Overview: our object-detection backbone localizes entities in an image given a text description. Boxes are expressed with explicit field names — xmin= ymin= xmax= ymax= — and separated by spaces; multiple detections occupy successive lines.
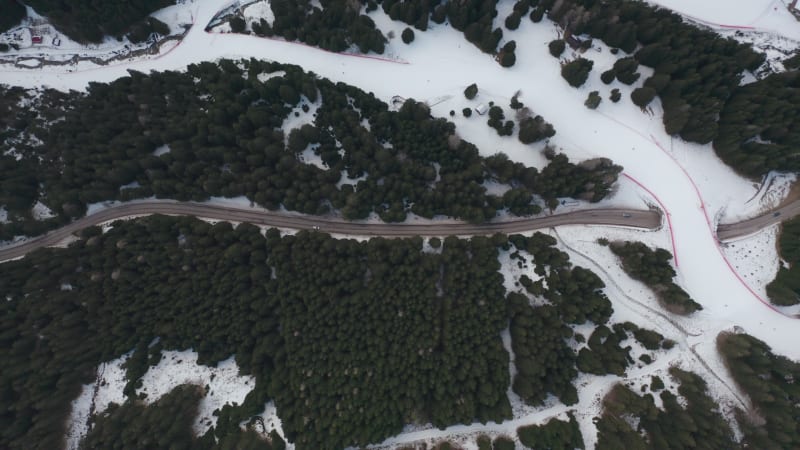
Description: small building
xmin=31 ymin=35 xmax=42 ymax=44
xmin=475 ymin=103 xmax=489 ymax=115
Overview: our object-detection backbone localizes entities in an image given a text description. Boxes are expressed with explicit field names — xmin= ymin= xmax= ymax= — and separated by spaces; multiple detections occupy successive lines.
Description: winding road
xmin=2 ymin=1 xmax=800 ymax=448
xmin=0 ymin=201 xmax=661 ymax=262
xmin=1 ymin=195 xmax=791 ymax=262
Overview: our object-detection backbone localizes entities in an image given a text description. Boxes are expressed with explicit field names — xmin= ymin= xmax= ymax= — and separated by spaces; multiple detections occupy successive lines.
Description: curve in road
xmin=0 ymin=200 xmax=661 ymax=262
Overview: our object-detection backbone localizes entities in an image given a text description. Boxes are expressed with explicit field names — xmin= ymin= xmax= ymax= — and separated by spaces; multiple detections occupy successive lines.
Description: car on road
xmin=773 ymin=211 xmax=782 ymax=217
xmin=312 ymin=225 xmax=321 ymax=230
xmin=622 ymin=213 xmax=632 ymax=218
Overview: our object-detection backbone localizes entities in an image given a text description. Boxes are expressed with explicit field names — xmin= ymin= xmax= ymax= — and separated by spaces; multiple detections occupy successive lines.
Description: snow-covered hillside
xmin=2 ymin=0 xmax=799 ymax=449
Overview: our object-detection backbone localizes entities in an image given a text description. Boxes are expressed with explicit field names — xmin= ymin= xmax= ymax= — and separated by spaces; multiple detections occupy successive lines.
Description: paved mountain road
xmin=717 ymin=199 xmax=800 ymax=241
xmin=0 ymin=200 xmax=661 ymax=262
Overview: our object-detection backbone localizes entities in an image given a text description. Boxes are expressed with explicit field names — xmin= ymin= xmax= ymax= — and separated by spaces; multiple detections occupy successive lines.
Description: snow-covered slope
xmin=647 ymin=0 xmax=800 ymax=40
xmin=3 ymin=0 xmax=800 ymax=448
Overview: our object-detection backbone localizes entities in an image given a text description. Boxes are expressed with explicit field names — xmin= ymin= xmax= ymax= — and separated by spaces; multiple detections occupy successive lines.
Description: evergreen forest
xmin=225 ymin=0 xmax=800 ymax=179
xmin=766 ymin=216 xmax=800 ymax=305
xmin=545 ymin=0 xmax=800 ymax=179
xmin=240 ymin=0 xmax=508 ymax=60
xmin=79 ymin=385 xmax=286 ymax=450
xmin=714 ymin=71 xmax=800 ymax=177
xmin=4 ymin=0 xmax=173 ymax=43
xmin=592 ymin=333 xmax=800 ymax=450
xmin=595 ymin=368 xmax=737 ymax=450
xmin=0 ymin=215 xmax=658 ymax=449
xmin=517 ymin=414 xmax=584 ymax=449
xmin=0 ymin=0 xmax=26 ymax=32
xmin=609 ymin=240 xmax=702 ymax=314
xmin=548 ymin=0 xmax=763 ymax=142
xmin=2 ymin=215 xmax=795 ymax=449
xmin=251 ymin=0 xmax=387 ymax=54
xmin=718 ymin=333 xmax=800 ymax=449
xmin=0 ymin=59 xmax=621 ymax=242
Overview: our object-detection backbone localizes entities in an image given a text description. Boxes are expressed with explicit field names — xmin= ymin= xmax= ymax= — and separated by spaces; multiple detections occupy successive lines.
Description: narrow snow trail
xmin=1 ymin=0 xmax=798 ymax=358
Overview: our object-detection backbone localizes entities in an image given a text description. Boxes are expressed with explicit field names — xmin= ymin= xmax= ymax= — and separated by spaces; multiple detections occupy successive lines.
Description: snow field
xmin=65 ymin=350 xmax=266 ymax=449
xmin=65 ymin=353 xmax=131 ymax=450
xmin=722 ymin=226 xmax=782 ymax=297
xmin=153 ymin=143 xmax=171 ymax=156
xmin=722 ymin=225 xmax=800 ymax=317
xmin=252 ymin=402 xmax=292 ymax=447
xmin=15 ymin=58 xmax=41 ymax=68
xmin=31 ymin=200 xmax=55 ymax=219
xmin=497 ymin=247 xmax=548 ymax=306
xmin=137 ymin=350 xmax=255 ymax=434
xmin=281 ymin=94 xmax=320 ymax=138
xmin=241 ymin=1 xmax=276 ymax=29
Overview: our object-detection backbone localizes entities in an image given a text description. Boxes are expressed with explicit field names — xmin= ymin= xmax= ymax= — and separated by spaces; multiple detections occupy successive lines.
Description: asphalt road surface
xmin=717 ymin=200 xmax=800 ymax=241
xmin=0 ymin=200 xmax=661 ymax=262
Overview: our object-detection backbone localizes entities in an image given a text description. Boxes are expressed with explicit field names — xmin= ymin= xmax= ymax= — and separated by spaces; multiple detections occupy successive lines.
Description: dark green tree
xmin=464 ymin=83 xmax=479 ymax=99
xmin=585 ymin=91 xmax=602 ymax=109
xmin=230 ymin=16 xmax=246 ymax=33
xmin=561 ymin=58 xmax=594 ymax=87
xmin=549 ymin=39 xmax=566 ymax=57
xmin=631 ymin=86 xmax=656 ymax=108
xmin=0 ymin=0 xmax=26 ymax=31
xmin=401 ymin=27 xmax=415 ymax=43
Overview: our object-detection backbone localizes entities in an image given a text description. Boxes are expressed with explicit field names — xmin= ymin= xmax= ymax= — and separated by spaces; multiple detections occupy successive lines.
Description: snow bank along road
xmin=2 ymin=0 xmax=800 ymax=358
xmin=0 ymin=200 xmax=660 ymax=262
